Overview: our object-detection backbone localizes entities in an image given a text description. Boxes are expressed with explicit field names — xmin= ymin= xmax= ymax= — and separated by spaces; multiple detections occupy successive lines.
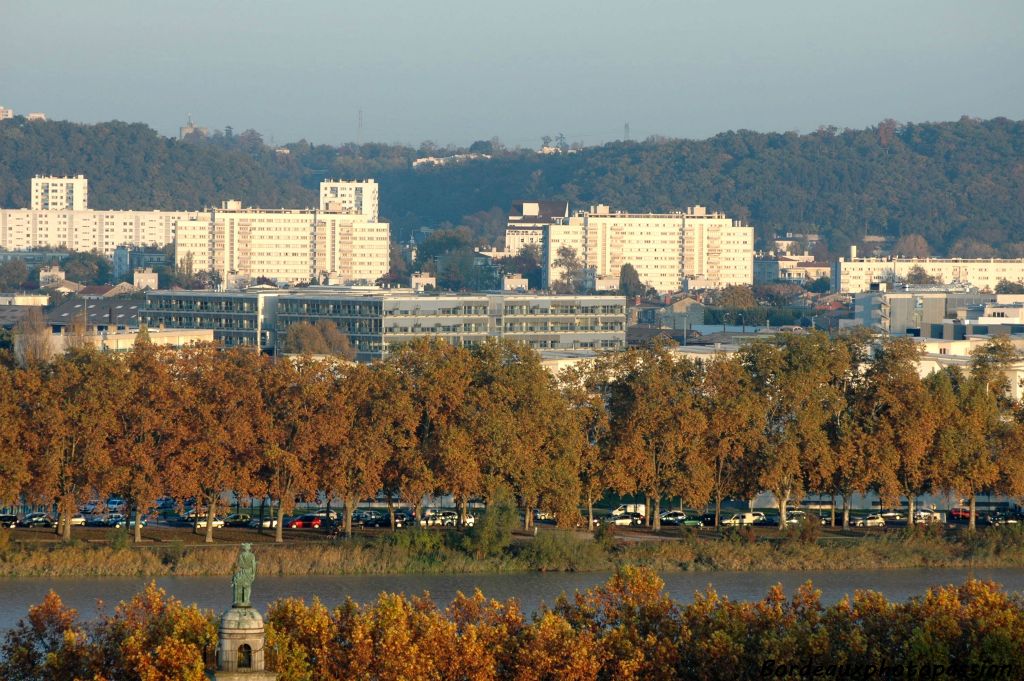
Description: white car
xmin=194 ymin=517 xmax=225 ymax=529
xmin=721 ymin=512 xmax=759 ymax=526
xmin=854 ymin=514 xmax=886 ymax=528
xmin=68 ymin=513 xmax=86 ymax=526
xmin=248 ymin=517 xmax=278 ymax=528
xmin=914 ymin=510 xmax=944 ymax=523
xmin=879 ymin=511 xmax=904 ymax=522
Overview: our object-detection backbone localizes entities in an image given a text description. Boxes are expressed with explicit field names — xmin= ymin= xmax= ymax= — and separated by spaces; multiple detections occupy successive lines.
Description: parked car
xmin=111 ymin=515 xmax=147 ymax=529
xmin=194 ymin=516 xmax=226 ymax=529
xmin=248 ymin=517 xmax=278 ymax=529
xmin=721 ymin=512 xmax=759 ymax=527
xmin=355 ymin=510 xmax=384 ymax=527
xmin=914 ymin=510 xmax=944 ymax=523
xmin=224 ymin=514 xmax=252 ymax=527
xmin=68 ymin=513 xmax=86 ymax=526
xmin=950 ymin=507 xmax=970 ymax=520
xmin=880 ymin=511 xmax=905 ymax=522
xmin=854 ymin=514 xmax=886 ymax=528
xmin=19 ymin=513 xmax=54 ymax=528
xmin=600 ymin=512 xmax=645 ymax=527
xmin=287 ymin=514 xmax=324 ymax=529
xmin=0 ymin=514 xmax=17 ymax=528
xmin=80 ymin=500 xmax=100 ymax=514
xmin=105 ymin=498 xmax=126 ymax=513
xmin=533 ymin=510 xmax=556 ymax=522
xmin=700 ymin=513 xmax=718 ymax=526
xmin=659 ymin=511 xmax=702 ymax=527
xmin=611 ymin=504 xmax=646 ymax=517
xmin=987 ymin=512 xmax=1020 ymax=526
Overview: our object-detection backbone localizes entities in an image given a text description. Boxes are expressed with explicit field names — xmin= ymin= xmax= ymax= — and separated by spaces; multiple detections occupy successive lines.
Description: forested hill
xmin=1 ymin=116 xmax=1023 ymax=255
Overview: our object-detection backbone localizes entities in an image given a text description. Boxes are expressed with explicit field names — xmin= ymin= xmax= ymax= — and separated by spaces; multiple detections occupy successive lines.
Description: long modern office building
xmin=141 ymin=289 xmax=627 ymax=361
xmin=504 ymin=203 xmax=754 ymax=293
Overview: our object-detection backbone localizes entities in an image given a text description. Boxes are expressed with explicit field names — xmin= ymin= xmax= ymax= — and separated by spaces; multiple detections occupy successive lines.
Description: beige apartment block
xmin=511 ymin=203 xmax=753 ymax=294
xmin=0 ymin=208 xmax=190 ymax=256
xmin=319 ymin=179 xmax=379 ymax=220
xmin=833 ymin=249 xmax=1024 ymax=293
xmin=31 ymin=175 xmax=89 ymax=210
xmin=175 ymin=202 xmax=389 ymax=286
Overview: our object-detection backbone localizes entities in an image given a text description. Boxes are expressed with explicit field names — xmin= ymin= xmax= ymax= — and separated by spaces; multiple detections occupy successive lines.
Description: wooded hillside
xmin=2 ymin=116 xmax=1022 ymax=255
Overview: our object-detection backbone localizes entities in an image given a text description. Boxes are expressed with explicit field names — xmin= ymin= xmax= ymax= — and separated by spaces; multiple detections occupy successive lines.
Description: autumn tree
xmin=892 ymin=234 xmax=930 ymax=259
xmin=0 ymin=366 xmax=29 ymax=510
xmin=369 ymin=362 xmax=421 ymax=530
xmin=741 ymin=333 xmax=843 ymax=528
xmin=256 ymin=356 xmax=336 ymax=542
xmin=604 ymin=343 xmax=709 ymax=530
xmin=388 ymin=338 xmax=478 ymax=525
xmin=560 ymin=362 xmax=611 ymax=530
xmin=318 ymin=363 xmax=389 ymax=538
xmin=12 ymin=307 xmax=53 ymax=367
xmin=167 ymin=346 xmax=260 ymax=542
xmin=700 ymin=356 xmax=764 ymax=527
xmin=26 ymin=349 xmax=122 ymax=540
xmin=107 ymin=332 xmax=185 ymax=542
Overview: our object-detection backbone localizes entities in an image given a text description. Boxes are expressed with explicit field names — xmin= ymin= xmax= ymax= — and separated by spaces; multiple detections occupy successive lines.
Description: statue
xmin=232 ymin=543 xmax=257 ymax=608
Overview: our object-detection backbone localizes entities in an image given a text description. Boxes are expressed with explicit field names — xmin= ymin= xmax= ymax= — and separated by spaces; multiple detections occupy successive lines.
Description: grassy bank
xmin=1 ymin=524 xmax=1023 ymax=578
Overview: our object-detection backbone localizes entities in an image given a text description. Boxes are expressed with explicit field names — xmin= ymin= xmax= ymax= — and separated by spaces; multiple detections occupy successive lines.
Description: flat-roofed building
xmin=31 ymin=175 xmax=88 ymax=210
xmin=833 ymin=247 xmax=1024 ymax=293
xmin=143 ymin=288 xmax=627 ymax=361
xmin=319 ymin=179 xmax=379 ymax=220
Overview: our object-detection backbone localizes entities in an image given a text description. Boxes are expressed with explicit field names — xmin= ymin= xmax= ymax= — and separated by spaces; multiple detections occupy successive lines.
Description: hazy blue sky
xmin=2 ymin=0 xmax=1022 ymax=147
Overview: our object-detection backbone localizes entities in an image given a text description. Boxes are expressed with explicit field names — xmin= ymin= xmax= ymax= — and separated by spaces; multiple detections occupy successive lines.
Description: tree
xmin=551 ymin=246 xmax=587 ymax=294
xmin=604 ymin=343 xmax=709 ymax=530
xmin=700 ymin=356 xmax=765 ymax=527
xmin=995 ymin=280 xmax=1024 ymax=294
xmin=280 ymin=320 xmax=356 ymax=359
xmin=369 ymin=362 xmax=421 ymax=531
xmin=711 ymin=285 xmax=757 ymax=309
xmin=319 ymin=364 xmax=389 ymax=538
xmin=892 ymin=234 xmax=930 ymax=259
xmin=741 ymin=333 xmax=843 ymax=528
xmin=12 ymin=307 xmax=53 ymax=367
xmin=0 ymin=258 xmax=28 ymax=290
xmin=804 ymin=276 xmax=831 ymax=294
xmin=107 ymin=334 xmax=184 ymax=542
xmin=864 ymin=338 xmax=938 ymax=525
xmin=618 ymin=263 xmax=646 ymax=299
xmin=256 ymin=357 xmax=335 ymax=543
xmin=167 ymin=346 xmax=260 ymax=542
xmin=903 ymin=265 xmax=940 ymax=285
xmin=0 ymin=366 xmax=29 ymax=509
xmin=560 ymin=363 xmax=611 ymax=530
xmin=26 ymin=349 xmax=121 ymax=540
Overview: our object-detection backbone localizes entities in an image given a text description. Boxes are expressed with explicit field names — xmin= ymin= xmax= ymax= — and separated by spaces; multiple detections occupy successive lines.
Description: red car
xmin=287 ymin=514 xmax=323 ymax=529
xmin=950 ymin=507 xmax=970 ymax=520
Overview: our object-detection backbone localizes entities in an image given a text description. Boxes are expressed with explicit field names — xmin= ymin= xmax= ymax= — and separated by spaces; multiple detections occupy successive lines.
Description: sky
xmin=2 ymin=0 xmax=1022 ymax=148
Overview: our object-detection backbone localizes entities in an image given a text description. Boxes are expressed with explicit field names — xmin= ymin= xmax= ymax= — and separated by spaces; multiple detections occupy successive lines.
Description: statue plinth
xmin=211 ymin=544 xmax=276 ymax=680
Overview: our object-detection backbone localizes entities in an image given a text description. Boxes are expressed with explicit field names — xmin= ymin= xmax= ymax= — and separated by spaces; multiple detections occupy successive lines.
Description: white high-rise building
xmin=31 ymin=175 xmax=89 ymax=210
xmin=0 ymin=207 xmax=190 ymax=256
xmin=319 ymin=179 xmax=379 ymax=221
xmin=175 ymin=181 xmax=390 ymax=286
xmin=510 ymin=203 xmax=753 ymax=293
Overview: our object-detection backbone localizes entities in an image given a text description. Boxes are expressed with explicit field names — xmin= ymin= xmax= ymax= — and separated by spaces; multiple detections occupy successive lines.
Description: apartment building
xmin=174 ymin=200 xmax=390 ymax=286
xmin=0 ymin=208 xmax=190 ymax=256
xmin=833 ymin=247 xmax=1024 ymax=293
xmin=142 ymin=289 xmax=627 ymax=361
xmin=319 ymin=179 xmax=379 ymax=220
xmin=507 ymin=203 xmax=753 ymax=293
xmin=31 ymin=175 xmax=89 ymax=210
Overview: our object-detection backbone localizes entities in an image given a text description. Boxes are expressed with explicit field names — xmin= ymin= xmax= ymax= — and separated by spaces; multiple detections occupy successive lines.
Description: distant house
xmin=79 ymin=282 xmax=138 ymax=299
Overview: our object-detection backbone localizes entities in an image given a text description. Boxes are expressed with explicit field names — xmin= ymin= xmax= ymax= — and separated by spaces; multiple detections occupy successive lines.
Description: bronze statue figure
xmin=231 ymin=543 xmax=257 ymax=608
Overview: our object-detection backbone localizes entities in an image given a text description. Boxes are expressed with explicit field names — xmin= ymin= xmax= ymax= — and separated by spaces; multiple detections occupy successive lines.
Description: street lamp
xmin=737 ymin=313 xmax=745 ymax=334
xmin=682 ymin=313 xmax=688 ymax=347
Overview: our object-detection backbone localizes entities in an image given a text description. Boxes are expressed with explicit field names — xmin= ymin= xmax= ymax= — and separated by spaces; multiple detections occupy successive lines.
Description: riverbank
xmin=2 ymin=524 xmax=1023 ymax=578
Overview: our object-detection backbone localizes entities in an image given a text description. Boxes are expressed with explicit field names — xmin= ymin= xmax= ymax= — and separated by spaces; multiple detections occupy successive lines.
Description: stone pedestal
xmin=212 ymin=606 xmax=276 ymax=680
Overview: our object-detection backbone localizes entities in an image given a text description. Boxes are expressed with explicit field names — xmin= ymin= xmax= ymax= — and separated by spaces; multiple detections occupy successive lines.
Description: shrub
xmin=518 ymin=530 xmax=608 ymax=571
xmin=109 ymin=528 xmax=131 ymax=550
xmin=594 ymin=522 xmax=618 ymax=550
xmin=462 ymin=487 xmax=517 ymax=559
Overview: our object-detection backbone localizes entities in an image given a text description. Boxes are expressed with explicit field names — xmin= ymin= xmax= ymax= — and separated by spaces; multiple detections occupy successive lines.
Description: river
xmin=1 ymin=567 xmax=1022 ymax=632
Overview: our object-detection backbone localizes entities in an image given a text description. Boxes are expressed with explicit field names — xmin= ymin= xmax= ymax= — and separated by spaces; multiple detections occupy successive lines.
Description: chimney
xmin=850 ymin=245 xmax=858 ymax=259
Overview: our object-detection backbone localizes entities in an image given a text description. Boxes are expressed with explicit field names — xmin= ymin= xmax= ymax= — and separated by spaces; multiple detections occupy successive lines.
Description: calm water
xmin=1 ymin=568 xmax=1022 ymax=631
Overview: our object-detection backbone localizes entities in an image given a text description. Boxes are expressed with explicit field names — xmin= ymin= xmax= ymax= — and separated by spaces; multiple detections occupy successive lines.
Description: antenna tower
xmin=624 ymin=122 xmax=630 ymax=141
xmin=357 ymin=109 xmax=363 ymax=145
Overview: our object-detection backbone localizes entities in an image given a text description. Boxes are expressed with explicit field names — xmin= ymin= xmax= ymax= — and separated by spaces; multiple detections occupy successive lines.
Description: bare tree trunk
xmin=523 ymin=506 xmax=531 ymax=532
xmin=204 ymin=503 xmax=216 ymax=543
xmin=133 ymin=507 xmax=143 ymax=543
xmin=275 ymin=501 xmax=286 ymax=543
xmin=842 ymin=494 xmax=851 ymax=529
xmin=460 ymin=498 xmax=469 ymax=529
xmin=645 ymin=495 xmax=652 ymax=527
xmin=387 ymin=498 xmax=395 ymax=532
xmin=652 ymin=496 xmax=661 ymax=532
xmin=587 ymin=492 xmax=594 ymax=531
xmin=344 ymin=495 xmax=356 ymax=538
xmin=777 ymin=493 xmax=789 ymax=530
xmin=715 ymin=491 xmax=722 ymax=528
xmin=830 ymin=495 xmax=836 ymax=528
xmin=907 ymin=496 xmax=916 ymax=527
xmin=62 ymin=495 xmax=72 ymax=541
xmin=969 ymin=494 xmax=977 ymax=531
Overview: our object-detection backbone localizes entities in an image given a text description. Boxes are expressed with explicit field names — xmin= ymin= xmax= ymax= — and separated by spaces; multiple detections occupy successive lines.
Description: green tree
xmin=903 ymin=265 xmax=940 ymax=285
xmin=0 ymin=259 xmax=28 ymax=290
xmin=551 ymin=246 xmax=587 ymax=294
xmin=618 ymin=263 xmax=646 ymax=299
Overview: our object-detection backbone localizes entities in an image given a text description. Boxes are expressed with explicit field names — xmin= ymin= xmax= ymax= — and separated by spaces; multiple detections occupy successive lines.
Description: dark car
xmin=18 ymin=513 xmax=54 ymax=528
xmin=224 ymin=513 xmax=252 ymax=527
xmin=287 ymin=514 xmax=324 ymax=529
xmin=0 ymin=514 xmax=17 ymax=528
